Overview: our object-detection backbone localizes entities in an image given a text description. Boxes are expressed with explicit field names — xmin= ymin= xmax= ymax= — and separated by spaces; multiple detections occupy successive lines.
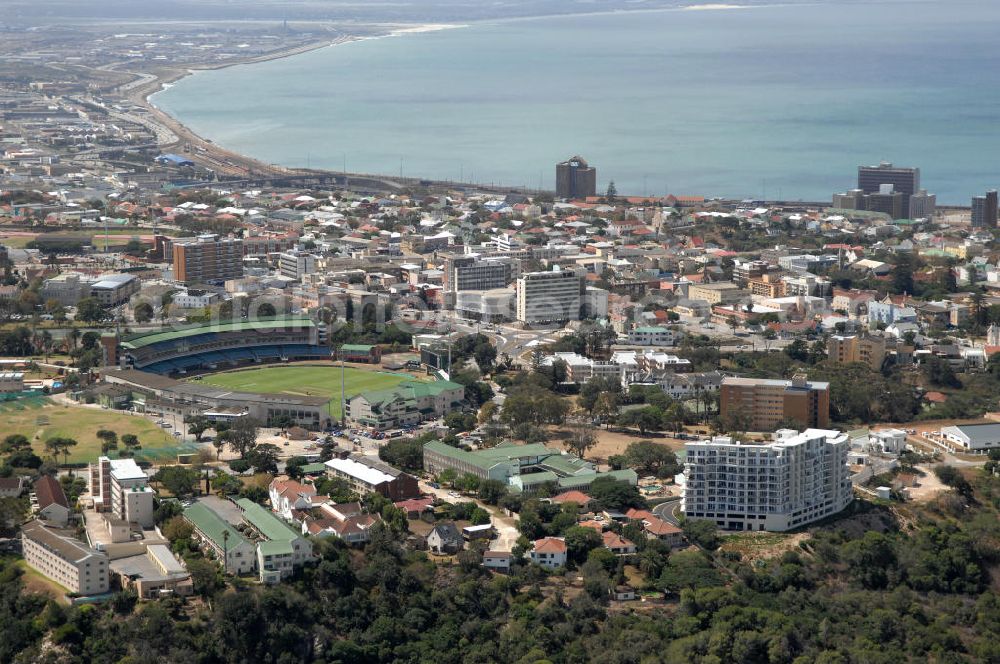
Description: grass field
xmin=190 ymin=365 xmax=415 ymax=418
xmin=0 ymin=397 xmax=195 ymax=464
xmin=13 ymin=559 xmax=70 ymax=603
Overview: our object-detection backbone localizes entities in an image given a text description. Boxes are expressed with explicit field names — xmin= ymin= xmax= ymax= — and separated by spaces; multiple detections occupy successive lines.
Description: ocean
xmin=153 ymin=0 xmax=1000 ymax=203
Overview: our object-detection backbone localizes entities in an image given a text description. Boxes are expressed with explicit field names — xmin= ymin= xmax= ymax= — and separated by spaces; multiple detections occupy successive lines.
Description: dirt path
xmin=546 ymin=426 xmax=686 ymax=462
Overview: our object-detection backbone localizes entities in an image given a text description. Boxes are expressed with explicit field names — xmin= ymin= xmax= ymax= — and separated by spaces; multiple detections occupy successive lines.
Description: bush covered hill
xmin=5 ymin=468 xmax=1000 ymax=664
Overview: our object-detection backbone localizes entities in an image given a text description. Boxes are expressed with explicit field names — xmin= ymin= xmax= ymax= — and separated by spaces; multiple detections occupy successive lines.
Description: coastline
xmin=125 ymin=23 xmax=464 ymax=179
xmin=118 ymin=3 xmax=785 ymax=187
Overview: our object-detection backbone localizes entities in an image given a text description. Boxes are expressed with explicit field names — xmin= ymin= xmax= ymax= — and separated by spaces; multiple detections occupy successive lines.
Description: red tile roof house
xmin=269 ymin=478 xmax=319 ymax=521
xmin=304 ymin=503 xmax=380 ymax=545
xmin=527 ymin=537 xmax=568 ymax=570
xmin=642 ymin=517 xmax=685 ymax=547
xmin=33 ymin=475 xmax=70 ymax=527
xmin=577 ymin=520 xmax=605 ymax=533
xmin=394 ymin=497 xmax=435 ymax=519
xmin=602 ymin=531 xmax=638 ymax=555
xmin=550 ymin=490 xmax=592 ymax=507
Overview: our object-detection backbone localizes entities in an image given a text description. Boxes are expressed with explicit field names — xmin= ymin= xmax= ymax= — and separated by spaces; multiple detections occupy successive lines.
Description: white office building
xmin=682 ymin=429 xmax=852 ymax=532
xmin=103 ymin=458 xmax=155 ymax=528
xmin=278 ymin=251 xmax=317 ymax=281
xmin=516 ymin=268 xmax=583 ymax=325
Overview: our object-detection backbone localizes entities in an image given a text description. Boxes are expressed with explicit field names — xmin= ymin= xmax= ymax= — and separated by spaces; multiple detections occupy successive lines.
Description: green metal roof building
xmin=423 ymin=440 xmax=639 ymax=494
xmin=183 ymin=503 xmax=256 ymax=575
xmin=122 ymin=316 xmax=316 ymax=350
xmin=349 ymin=379 xmax=465 ymax=430
xmin=236 ymin=498 xmax=313 ymax=583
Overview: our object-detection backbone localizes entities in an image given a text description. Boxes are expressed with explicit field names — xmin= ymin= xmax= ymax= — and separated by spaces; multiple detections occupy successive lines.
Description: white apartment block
xmin=22 ymin=520 xmax=109 ymax=595
xmin=516 ymin=269 xmax=582 ymax=324
xmin=90 ymin=457 xmax=154 ymax=528
xmin=278 ymin=251 xmax=317 ymax=281
xmin=171 ymin=289 xmax=219 ymax=309
xmin=682 ymin=429 xmax=852 ymax=532
xmin=627 ymin=326 xmax=681 ymax=346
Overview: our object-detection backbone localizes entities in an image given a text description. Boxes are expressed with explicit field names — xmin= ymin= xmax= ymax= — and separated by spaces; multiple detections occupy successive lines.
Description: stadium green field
xmin=189 ymin=365 xmax=416 ymax=418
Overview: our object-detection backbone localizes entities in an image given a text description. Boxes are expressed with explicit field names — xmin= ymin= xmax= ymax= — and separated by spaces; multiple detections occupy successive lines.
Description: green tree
xmin=75 ymin=297 xmax=106 ymax=322
xmin=121 ymin=434 xmax=141 ymax=456
xmin=225 ymin=417 xmax=260 ymax=458
xmin=43 ymin=436 xmax=77 ymax=466
xmin=623 ymin=440 xmax=681 ymax=477
xmin=477 ymin=479 xmax=508 ymax=505
xmin=246 ymin=443 xmax=280 ymax=473
xmin=588 ymin=475 xmax=645 ymax=511
xmin=1 ymin=434 xmax=31 ymax=455
xmin=682 ymin=519 xmax=720 ymax=550
xmin=891 ymin=253 xmax=916 ymax=295
xmin=134 ymin=301 xmax=154 ymax=323
xmin=564 ymin=526 xmax=603 ymax=565
xmin=785 ymin=338 xmax=809 ymax=362
xmin=565 ymin=423 xmax=597 ymax=459
xmin=187 ymin=416 xmax=211 ymax=442
xmin=154 ymin=466 xmax=200 ymax=499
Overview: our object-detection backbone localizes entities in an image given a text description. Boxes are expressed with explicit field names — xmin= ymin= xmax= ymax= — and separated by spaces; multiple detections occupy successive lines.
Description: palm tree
xmin=700 ymin=391 xmax=715 ymax=423
xmin=69 ymin=328 xmax=81 ymax=351
xmin=222 ymin=530 xmax=230 ymax=575
xmin=40 ymin=330 xmax=53 ymax=362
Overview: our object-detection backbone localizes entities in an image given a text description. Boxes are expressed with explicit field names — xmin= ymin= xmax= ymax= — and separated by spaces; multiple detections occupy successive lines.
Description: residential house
xmin=303 ymin=502 xmax=380 ymax=545
xmin=33 ymin=475 xmax=70 ymax=527
xmin=0 ymin=477 xmax=24 ymax=497
xmin=527 ymin=537 xmax=568 ymax=569
xmin=550 ymin=490 xmax=592 ymax=507
xmin=482 ymin=550 xmax=513 ymax=572
xmin=602 ymin=531 xmax=637 ymax=555
xmin=269 ymin=478 xmax=320 ymax=521
xmin=427 ymin=522 xmax=464 ymax=554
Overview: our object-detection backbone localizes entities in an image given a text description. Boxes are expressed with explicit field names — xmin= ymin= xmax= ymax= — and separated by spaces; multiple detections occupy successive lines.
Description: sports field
xmin=189 ymin=365 xmax=415 ymax=418
xmin=0 ymin=397 xmax=194 ymax=464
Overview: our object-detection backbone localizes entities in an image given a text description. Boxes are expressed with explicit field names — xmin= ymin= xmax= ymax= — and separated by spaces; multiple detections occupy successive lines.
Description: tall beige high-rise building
xmin=516 ymin=269 xmax=583 ymax=324
xmin=172 ymin=234 xmax=244 ymax=284
xmin=827 ymin=334 xmax=886 ymax=371
xmin=719 ymin=374 xmax=830 ymax=431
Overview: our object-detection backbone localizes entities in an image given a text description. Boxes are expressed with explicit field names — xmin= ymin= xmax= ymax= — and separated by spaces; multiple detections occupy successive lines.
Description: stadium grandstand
xmin=119 ymin=317 xmax=329 ymax=375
